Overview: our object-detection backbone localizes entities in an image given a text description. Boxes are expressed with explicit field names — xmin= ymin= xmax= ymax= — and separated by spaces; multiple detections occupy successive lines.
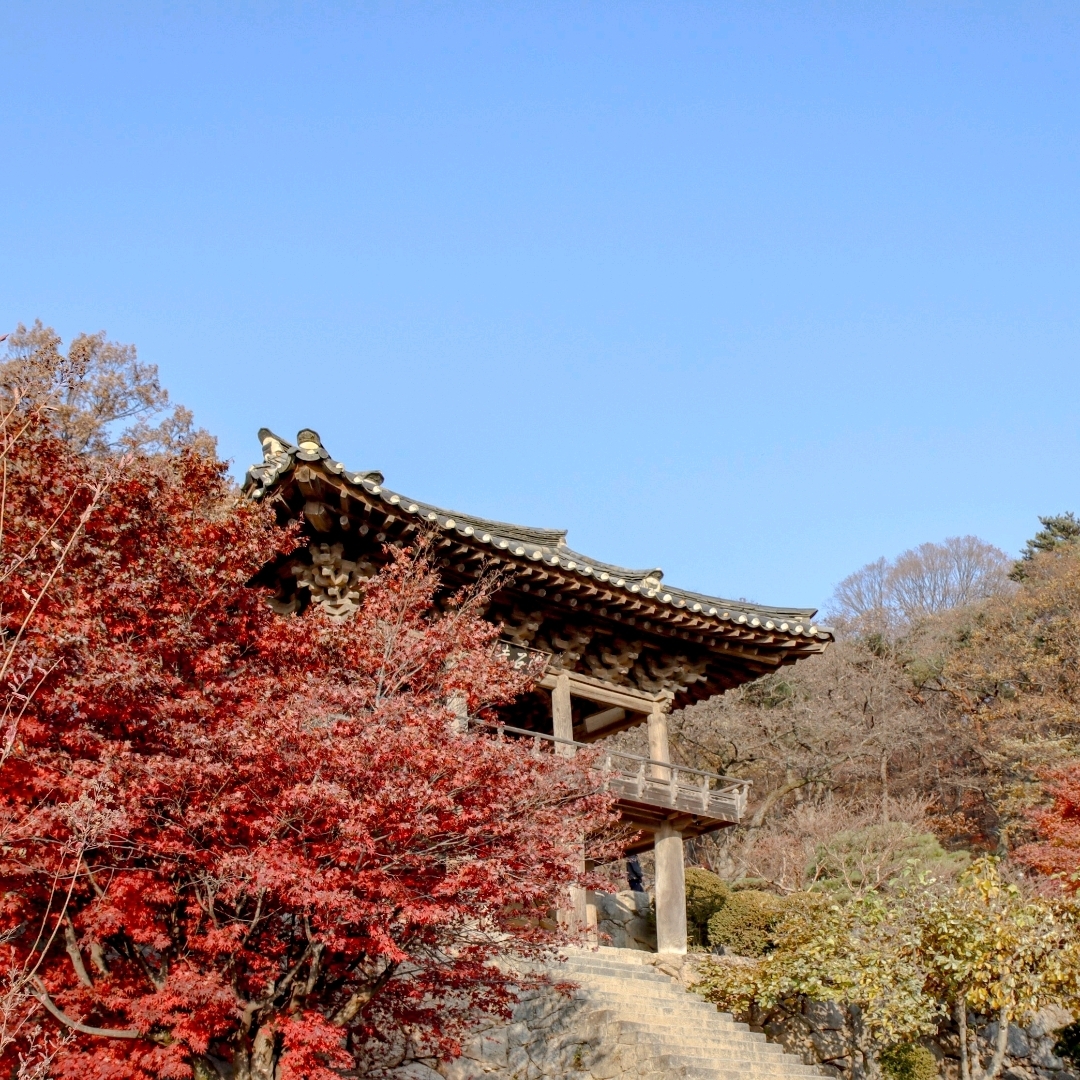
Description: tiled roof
xmin=245 ymin=429 xmax=832 ymax=644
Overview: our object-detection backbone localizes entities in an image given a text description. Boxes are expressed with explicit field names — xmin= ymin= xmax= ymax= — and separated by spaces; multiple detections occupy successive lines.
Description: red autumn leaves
xmin=1 ymin=406 xmax=619 ymax=1079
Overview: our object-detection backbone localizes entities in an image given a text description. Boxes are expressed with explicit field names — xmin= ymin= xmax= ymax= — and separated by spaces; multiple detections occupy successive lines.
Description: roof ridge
xmin=244 ymin=428 xmax=829 ymax=637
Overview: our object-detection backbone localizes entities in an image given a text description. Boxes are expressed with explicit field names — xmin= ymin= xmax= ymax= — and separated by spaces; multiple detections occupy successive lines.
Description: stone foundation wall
xmin=758 ymin=999 xmax=1076 ymax=1080
xmin=691 ymin=952 xmax=1077 ymax=1080
xmin=591 ymin=889 xmax=655 ymax=951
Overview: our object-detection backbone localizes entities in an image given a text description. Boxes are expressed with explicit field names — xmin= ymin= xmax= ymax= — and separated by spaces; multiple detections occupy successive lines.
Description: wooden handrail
xmin=469 ymin=719 xmax=751 ymax=821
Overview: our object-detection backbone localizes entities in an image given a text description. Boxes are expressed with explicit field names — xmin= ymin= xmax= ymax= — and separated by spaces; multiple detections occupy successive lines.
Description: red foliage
xmin=0 ymin=412 xmax=620 ymax=1078
xmin=1016 ymin=763 xmax=1080 ymax=891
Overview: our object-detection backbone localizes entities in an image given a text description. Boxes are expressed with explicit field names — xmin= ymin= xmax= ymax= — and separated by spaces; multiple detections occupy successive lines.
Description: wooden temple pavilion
xmin=245 ymin=428 xmax=833 ymax=952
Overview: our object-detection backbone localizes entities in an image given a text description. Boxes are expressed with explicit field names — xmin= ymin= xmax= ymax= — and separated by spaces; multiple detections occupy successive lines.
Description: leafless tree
xmin=708 ymin=795 xmax=947 ymax=895
xmin=828 ymin=536 xmax=1012 ymax=637
xmin=3 ymin=321 xmax=214 ymax=458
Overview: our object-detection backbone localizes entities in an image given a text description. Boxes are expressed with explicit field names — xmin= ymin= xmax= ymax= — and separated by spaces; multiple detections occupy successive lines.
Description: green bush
xmin=807 ymin=823 xmax=971 ymax=898
xmin=685 ymin=867 xmax=731 ymax=947
xmin=880 ymin=1044 xmax=938 ymax=1080
xmin=706 ymin=889 xmax=785 ymax=956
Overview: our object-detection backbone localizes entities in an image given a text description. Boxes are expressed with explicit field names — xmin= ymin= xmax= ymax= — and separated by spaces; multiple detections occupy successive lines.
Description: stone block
xmin=590 ymin=1056 xmax=623 ymax=1080
xmin=1010 ymin=1025 xmax=1033 ymax=1058
xmin=811 ymin=1029 xmax=851 ymax=1061
xmin=387 ymin=1066 xmax=443 ymax=1080
xmin=479 ymin=1031 xmax=508 ymax=1067
xmin=1004 ymin=1068 xmax=1034 ymax=1080
xmin=804 ymin=1000 xmax=847 ymax=1031
xmin=1031 ymin=1038 xmax=1065 ymax=1070
xmin=438 ymin=1059 xmax=489 ymax=1080
xmin=505 ymin=1044 xmax=530 ymax=1075
xmin=505 ymin=1022 xmax=532 ymax=1049
xmin=625 ymin=917 xmax=657 ymax=950
xmin=1029 ymin=1007 xmax=1074 ymax=1039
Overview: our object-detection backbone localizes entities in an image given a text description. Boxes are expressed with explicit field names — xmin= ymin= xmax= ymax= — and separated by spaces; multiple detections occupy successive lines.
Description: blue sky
xmin=3 ymin=2 xmax=1079 ymax=613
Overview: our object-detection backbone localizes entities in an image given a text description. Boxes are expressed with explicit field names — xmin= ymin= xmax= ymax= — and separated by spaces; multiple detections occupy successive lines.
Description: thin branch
xmin=30 ymin=979 xmax=140 ymax=1040
xmin=62 ymin=918 xmax=93 ymax=989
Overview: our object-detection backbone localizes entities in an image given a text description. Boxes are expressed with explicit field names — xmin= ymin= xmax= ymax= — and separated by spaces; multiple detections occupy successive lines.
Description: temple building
xmin=245 ymin=429 xmax=833 ymax=952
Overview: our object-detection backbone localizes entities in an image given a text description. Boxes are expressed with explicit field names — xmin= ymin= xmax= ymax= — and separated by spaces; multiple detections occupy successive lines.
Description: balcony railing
xmin=473 ymin=720 xmax=751 ymax=824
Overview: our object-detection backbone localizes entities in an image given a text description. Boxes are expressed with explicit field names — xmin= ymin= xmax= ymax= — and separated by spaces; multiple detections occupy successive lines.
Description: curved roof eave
xmin=244 ymin=428 xmax=834 ymax=644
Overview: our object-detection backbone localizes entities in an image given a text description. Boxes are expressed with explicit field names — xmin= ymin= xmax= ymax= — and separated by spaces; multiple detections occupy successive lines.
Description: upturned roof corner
xmin=244 ymin=428 xmax=833 ymax=715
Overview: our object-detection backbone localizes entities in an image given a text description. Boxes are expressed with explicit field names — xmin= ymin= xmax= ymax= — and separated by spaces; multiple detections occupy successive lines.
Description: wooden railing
xmin=473 ymin=720 xmax=751 ymax=824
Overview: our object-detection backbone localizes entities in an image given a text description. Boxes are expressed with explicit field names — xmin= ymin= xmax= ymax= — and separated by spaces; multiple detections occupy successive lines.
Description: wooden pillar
xmin=552 ymin=671 xmax=574 ymax=757
xmin=647 ymin=697 xmax=670 ymax=779
xmin=654 ymin=819 xmax=687 ymax=954
xmin=551 ymin=672 xmax=586 ymax=932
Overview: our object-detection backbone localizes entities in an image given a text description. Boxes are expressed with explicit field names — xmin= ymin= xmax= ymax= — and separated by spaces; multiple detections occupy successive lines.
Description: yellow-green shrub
xmin=706 ymin=889 xmax=785 ymax=956
xmin=880 ymin=1044 xmax=938 ymax=1080
xmin=685 ymin=867 xmax=731 ymax=947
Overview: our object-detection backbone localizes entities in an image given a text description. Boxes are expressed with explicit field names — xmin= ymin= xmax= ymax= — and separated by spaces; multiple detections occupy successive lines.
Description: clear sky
xmin=3 ymin=2 xmax=1079 ymax=614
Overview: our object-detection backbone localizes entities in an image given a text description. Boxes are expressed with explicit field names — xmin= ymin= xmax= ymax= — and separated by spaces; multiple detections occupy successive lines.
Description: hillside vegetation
xmin=666 ymin=525 xmax=1080 ymax=1080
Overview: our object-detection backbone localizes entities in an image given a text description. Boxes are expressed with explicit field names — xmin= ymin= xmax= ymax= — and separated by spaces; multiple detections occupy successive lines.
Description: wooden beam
xmin=295 ymin=465 xmax=324 ymax=499
xmin=303 ymin=500 xmax=333 ymax=533
xmin=538 ymin=670 xmax=660 ymax=714
xmin=584 ymin=706 xmax=626 ymax=734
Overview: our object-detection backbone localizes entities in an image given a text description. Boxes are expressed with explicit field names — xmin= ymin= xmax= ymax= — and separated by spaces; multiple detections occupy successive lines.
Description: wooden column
xmin=551 ymin=672 xmax=587 ymax=932
xmin=647 ymin=697 xmax=671 ymax=779
xmin=552 ymin=671 xmax=574 ymax=757
xmin=654 ymin=819 xmax=687 ymax=954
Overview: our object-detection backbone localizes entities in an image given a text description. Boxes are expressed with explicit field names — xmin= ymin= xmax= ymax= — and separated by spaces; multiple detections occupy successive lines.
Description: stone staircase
xmin=552 ymin=947 xmax=821 ymax=1080
xmin=442 ymin=946 xmax=822 ymax=1080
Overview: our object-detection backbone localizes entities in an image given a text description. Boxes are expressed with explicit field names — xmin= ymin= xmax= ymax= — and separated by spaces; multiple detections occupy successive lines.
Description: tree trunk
xmin=850 ymin=1004 xmax=881 ymax=1080
xmin=748 ymin=777 xmax=809 ymax=831
xmin=191 ymin=1058 xmax=221 ymax=1080
xmin=250 ymin=1025 xmax=277 ymax=1080
xmin=956 ymin=998 xmax=970 ymax=1080
xmin=983 ymin=1004 xmax=1011 ymax=1080
xmin=880 ymin=753 xmax=890 ymax=823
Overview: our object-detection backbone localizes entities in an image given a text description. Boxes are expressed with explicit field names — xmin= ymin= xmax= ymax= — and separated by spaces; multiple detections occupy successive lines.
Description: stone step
xmin=561 ymin=951 xmax=665 ymax=965
xmin=564 ymin=970 xmax=704 ymax=994
xmin=572 ymin=985 xmax=722 ymax=1009
xmin=639 ymin=1065 xmax=809 ymax=1080
xmin=570 ymin=992 xmax=719 ymax=1014
xmin=518 ymin=947 xmax=828 ymax=1080
xmin=620 ymin=1045 xmax=812 ymax=1073
xmin=579 ymin=1000 xmax=739 ymax=1026
xmin=592 ymin=1012 xmax=773 ymax=1041
xmin=562 ymin=959 xmax=675 ymax=974
xmin=565 ymin=969 xmax=674 ymax=986
xmin=653 ymin=1060 xmax=812 ymax=1080
xmin=652 ymin=1049 xmax=815 ymax=1074
xmin=583 ymin=1013 xmax=807 ymax=1058
xmin=605 ymin=1025 xmax=809 ymax=1066
xmin=577 ymin=997 xmax=753 ymax=1034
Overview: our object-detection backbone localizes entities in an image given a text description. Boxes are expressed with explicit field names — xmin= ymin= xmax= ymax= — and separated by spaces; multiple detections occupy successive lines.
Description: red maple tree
xmin=0 ymin=346 xmax=620 ymax=1079
xmin=1016 ymin=763 xmax=1080 ymax=891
